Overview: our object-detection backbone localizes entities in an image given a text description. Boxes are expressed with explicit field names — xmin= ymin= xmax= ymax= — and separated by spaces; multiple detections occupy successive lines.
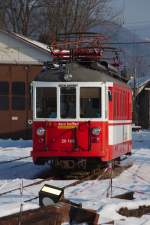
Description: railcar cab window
xmin=36 ymin=87 xmax=57 ymax=118
xmin=60 ymin=87 xmax=76 ymax=118
xmin=80 ymin=87 xmax=101 ymax=118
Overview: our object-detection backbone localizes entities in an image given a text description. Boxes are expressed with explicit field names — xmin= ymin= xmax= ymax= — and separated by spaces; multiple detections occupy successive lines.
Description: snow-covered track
xmin=0 ymin=157 xmax=32 ymax=176
xmin=0 ymin=176 xmax=55 ymax=197
xmin=0 ymin=166 xmax=106 ymax=200
xmin=2 ymin=161 xmax=132 ymax=203
xmin=0 ymin=156 xmax=31 ymax=165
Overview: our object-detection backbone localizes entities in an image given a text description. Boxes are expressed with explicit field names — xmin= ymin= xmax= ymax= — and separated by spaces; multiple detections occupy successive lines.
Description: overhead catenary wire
xmin=103 ymin=41 xmax=150 ymax=45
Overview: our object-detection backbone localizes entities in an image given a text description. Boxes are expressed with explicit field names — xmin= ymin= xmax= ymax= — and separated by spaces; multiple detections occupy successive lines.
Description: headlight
xmin=91 ymin=127 xmax=101 ymax=136
xmin=36 ymin=127 xmax=45 ymax=136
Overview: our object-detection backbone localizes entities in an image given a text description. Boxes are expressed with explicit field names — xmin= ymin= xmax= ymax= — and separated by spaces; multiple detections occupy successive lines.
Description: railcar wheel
xmin=34 ymin=158 xmax=45 ymax=165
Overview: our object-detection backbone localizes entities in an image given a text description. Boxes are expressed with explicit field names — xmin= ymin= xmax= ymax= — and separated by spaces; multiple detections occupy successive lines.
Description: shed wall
xmin=0 ymin=64 xmax=42 ymax=138
xmin=137 ymin=88 xmax=150 ymax=129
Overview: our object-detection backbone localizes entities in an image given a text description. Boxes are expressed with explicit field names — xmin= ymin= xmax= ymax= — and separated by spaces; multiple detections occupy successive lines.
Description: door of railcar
xmin=33 ymin=82 xmax=105 ymax=154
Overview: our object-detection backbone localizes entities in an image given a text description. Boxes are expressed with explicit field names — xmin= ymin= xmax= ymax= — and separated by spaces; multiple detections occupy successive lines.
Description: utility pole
xmin=132 ymin=34 xmax=138 ymax=125
xmin=133 ymin=66 xmax=137 ymax=125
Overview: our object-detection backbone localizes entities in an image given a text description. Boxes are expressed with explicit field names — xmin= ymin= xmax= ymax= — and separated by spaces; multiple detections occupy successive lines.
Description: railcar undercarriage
xmin=35 ymin=157 xmax=117 ymax=171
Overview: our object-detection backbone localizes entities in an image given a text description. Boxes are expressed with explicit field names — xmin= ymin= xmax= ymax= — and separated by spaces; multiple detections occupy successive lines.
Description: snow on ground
xmin=0 ymin=131 xmax=149 ymax=225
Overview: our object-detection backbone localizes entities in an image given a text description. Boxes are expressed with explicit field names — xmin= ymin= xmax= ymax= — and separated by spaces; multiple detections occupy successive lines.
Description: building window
xmin=0 ymin=82 xmax=9 ymax=95
xmin=11 ymin=82 xmax=26 ymax=110
xmin=0 ymin=82 xmax=9 ymax=110
xmin=12 ymin=82 xmax=25 ymax=95
xmin=0 ymin=96 xmax=9 ymax=110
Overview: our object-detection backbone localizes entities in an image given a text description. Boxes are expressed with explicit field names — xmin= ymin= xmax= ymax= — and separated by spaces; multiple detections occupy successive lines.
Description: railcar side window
xmin=36 ymin=87 xmax=57 ymax=118
xmin=80 ymin=87 xmax=101 ymax=118
xmin=60 ymin=87 xmax=76 ymax=118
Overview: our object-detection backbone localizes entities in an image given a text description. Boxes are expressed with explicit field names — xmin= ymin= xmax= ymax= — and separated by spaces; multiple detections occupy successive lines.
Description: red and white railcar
xmin=31 ymin=62 xmax=132 ymax=169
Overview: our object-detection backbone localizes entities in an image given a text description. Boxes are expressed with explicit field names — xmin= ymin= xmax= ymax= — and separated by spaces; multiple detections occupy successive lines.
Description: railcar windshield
xmin=35 ymin=85 xmax=102 ymax=119
xmin=36 ymin=87 xmax=57 ymax=118
xmin=60 ymin=87 xmax=76 ymax=118
xmin=80 ymin=87 xmax=101 ymax=118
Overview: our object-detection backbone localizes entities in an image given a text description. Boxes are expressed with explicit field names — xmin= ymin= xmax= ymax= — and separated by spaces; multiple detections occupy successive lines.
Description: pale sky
xmin=112 ymin=0 xmax=150 ymax=27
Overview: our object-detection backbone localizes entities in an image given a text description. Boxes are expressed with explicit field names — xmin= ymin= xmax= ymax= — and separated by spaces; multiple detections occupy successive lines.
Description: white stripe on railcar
xmin=109 ymin=124 xmax=132 ymax=145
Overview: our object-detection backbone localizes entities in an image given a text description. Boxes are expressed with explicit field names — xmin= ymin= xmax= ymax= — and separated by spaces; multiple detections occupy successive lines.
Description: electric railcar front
xmin=31 ymin=63 xmax=132 ymax=168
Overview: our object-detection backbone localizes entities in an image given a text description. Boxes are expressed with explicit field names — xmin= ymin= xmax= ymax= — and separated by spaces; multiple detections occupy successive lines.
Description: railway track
xmin=0 ymin=167 xmax=105 ymax=200
xmin=0 ymin=158 xmax=132 ymax=204
xmin=0 ymin=156 xmax=32 ymax=177
xmin=0 ymin=156 xmax=31 ymax=165
xmin=0 ymin=155 xmax=47 ymax=180
xmin=0 ymin=157 xmax=135 ymax=225
xmin=0 ymin=175 xmax=55 ymax=197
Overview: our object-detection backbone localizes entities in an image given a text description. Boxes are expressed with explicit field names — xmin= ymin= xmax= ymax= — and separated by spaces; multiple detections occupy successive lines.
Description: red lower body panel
xmin=31 ymin=121 xmax=132 ymax=163
xmin=101 ymin=140 xmax=132 ymax=161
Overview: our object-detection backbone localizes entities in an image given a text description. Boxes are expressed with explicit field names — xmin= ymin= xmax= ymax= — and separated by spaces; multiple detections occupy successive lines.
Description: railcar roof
xmin=35 ymin=62 xmax=129 ymax=87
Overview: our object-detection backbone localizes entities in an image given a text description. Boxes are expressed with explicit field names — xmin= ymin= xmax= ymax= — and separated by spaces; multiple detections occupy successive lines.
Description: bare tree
xmin=39 ymin=0 xmax=120 ymax=43
xmin=0 ymin=0 xmax=121 ymax=42
xmin=0 ymin=0 xmax=9 ymax=29
xmin=0 ymin=0 xmax=44 ymax=35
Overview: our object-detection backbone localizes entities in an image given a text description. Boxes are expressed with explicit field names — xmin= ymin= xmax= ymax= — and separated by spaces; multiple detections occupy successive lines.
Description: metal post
xmin=106 ymin=162 xmax=113 ymax=197
xmin=133 ymin=66 xmax=137 ymax=125
xmin=110 ymin=162 xmax=113 ymax=197
xmin=18 ymin=179 xmax=23 ymax=225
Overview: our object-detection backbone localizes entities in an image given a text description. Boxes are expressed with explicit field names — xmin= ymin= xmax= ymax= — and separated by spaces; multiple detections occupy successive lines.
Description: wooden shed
xmin=0 ymin=30 xmax=52 ymax=138
xmin=136 ymin=79 xmax=150 ymax=129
